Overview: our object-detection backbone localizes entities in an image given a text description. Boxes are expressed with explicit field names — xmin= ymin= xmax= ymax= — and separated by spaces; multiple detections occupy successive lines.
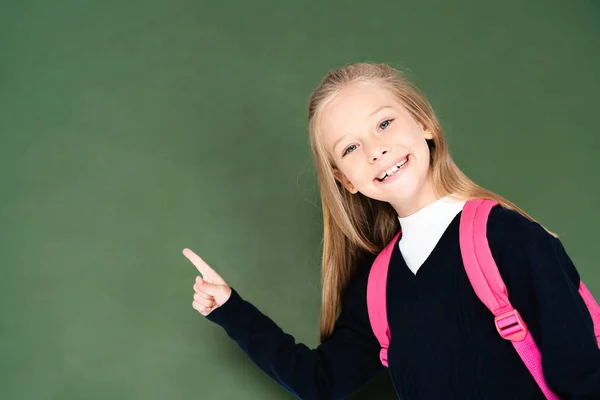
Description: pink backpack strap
xmin=366 ymin=231 xmax=401 ymax=367
xmin=578 ymin=282 xmax=600 ymax=346
xmin=459 ymin=199 xmax=560 ymax=400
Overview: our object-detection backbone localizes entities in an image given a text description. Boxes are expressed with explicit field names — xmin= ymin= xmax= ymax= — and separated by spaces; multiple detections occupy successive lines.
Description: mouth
xmin=375 ymin=155 xmax=410 ymax=182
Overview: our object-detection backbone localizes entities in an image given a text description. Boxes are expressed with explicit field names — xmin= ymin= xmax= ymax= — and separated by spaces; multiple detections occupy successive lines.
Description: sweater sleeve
xmin=488 ymin=207 xmax=600 ymax=399
xmin=204 ymin=260 xmax=385 ymax=400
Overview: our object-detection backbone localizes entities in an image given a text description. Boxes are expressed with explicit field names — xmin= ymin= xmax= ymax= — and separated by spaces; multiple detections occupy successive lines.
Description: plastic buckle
xmin=495 ymin=309 xmax=528 ymax=342
xmin=380 ymin=347 xmax=388 ymax=366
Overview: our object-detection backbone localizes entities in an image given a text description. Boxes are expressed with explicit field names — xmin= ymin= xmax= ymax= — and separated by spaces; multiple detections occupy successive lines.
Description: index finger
xmin=182 ymin=248 xmax=213 ymax=276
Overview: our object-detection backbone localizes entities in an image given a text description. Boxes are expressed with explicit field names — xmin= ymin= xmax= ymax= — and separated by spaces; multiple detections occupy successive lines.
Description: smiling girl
xmin=184 ymin=63 xmax=600 ymax=399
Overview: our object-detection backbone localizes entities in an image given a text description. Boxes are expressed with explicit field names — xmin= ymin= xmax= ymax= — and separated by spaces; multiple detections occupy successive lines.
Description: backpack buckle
xmin=380 ymin=347 xmax=388 ymax=366
xmin=495 ymin=309 xmax=528 ymax=341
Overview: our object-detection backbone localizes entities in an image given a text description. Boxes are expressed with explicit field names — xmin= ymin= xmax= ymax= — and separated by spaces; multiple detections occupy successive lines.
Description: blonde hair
xmin=307 ymin=63 xmax=549 ymax=342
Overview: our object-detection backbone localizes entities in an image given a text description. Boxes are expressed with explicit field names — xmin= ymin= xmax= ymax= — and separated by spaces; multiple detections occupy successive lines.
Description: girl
xmin=184 ymin=63 xmax=600 ymax=399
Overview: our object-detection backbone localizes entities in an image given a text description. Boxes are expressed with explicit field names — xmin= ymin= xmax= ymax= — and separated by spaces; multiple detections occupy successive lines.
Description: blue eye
xmin=378 ymin=119 xmax=393 ymax=131
xmin=343 ymin=144 xmax=358 ymax=156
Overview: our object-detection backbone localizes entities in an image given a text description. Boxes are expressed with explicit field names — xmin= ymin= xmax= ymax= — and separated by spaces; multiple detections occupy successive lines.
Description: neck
xmin=389 ymin=178 xmax=441 ymax=218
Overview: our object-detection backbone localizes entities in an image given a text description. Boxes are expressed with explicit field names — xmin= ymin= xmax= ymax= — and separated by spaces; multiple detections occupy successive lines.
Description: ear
xmin=333 ymin=168 xmax=357 ymax=194
xmin=423 ymin=127 xmax=434 ymax=140
xmin=417 ymin=122 xmax=434 ymax=140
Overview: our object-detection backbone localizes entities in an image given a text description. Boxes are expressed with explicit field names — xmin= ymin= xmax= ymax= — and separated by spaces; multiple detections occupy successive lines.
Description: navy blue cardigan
xmin=206 ymin=207 xmax=600 ymax=399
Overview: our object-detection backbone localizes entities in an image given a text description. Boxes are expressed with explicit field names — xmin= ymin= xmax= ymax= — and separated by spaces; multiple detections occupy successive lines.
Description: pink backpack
xmin=366 ymin=199 xmax=600 ymax=400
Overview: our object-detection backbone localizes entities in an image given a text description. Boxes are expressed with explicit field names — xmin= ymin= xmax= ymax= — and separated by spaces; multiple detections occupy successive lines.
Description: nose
xmin=369 ymin=146 xmax=389 ymax=163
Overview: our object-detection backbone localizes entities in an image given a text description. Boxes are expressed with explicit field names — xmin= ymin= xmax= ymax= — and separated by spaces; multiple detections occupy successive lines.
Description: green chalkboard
xmin=1 ymin=1 xmax=598 ymax=399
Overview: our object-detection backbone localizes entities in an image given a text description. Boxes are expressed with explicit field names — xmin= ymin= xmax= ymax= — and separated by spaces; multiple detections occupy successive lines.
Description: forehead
xmin=319 ymin=83 xmax=403 ymax=147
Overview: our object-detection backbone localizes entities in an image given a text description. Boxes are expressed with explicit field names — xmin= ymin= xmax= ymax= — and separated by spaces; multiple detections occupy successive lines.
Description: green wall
xmin=1 ymin=1 xmax=598 ymax=398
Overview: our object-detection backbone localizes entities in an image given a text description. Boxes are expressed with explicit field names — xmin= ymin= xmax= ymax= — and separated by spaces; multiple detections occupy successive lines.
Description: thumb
xmin=196 ymin=276 xmax=231 ymax=304
xmin=197 ymin=276 xmax=220 ymax=294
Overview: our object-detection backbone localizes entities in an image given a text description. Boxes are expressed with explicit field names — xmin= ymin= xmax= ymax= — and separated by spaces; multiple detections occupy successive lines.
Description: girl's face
xmin=319 ymin=82 xmax=437 ymax=216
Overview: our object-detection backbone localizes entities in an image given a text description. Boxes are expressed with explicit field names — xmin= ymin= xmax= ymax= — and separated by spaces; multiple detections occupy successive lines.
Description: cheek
xmin=408 ymin=137 xmax=432 ymax=172
xmin=341 ymin=164 xmax=369 ymax=186
xmin=409 ymin=133 xmax=431 ymax=156
xmin=346 ymin=166 xmax=364 ymax=183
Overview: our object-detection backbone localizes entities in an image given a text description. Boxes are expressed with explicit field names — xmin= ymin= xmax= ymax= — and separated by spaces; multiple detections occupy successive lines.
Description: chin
xmin=377 ymin=182 xmax=422 ymax=204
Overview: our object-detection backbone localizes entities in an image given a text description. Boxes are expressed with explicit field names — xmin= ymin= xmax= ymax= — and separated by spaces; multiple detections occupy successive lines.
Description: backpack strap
xmin=366 ymin=231 xmax=401 ymax=367
xmin=578 ymin=282 xmax=600 ymax=346
xmin=459 ymin=199 xmax=560 ymax=400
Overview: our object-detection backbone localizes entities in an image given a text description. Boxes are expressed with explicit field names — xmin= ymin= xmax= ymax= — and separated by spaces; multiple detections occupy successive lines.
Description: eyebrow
xmin=369 ymin=105 xmax=392 ymax=117
xmin=331 ymin=105 xmax=393 ymax=152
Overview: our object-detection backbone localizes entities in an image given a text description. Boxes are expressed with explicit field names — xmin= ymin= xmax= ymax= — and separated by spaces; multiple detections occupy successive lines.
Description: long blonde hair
xmin=307 ymin=63 xmax=547 ymax=342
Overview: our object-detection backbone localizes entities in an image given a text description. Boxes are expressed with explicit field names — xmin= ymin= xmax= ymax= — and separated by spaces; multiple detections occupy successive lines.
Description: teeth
xmin=378 ymin=157 xmax=409 ymax=181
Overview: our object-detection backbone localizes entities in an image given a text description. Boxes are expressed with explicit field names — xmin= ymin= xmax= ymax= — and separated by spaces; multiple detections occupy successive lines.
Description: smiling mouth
xmin=375 ymin=156 xmax=409 ymax=182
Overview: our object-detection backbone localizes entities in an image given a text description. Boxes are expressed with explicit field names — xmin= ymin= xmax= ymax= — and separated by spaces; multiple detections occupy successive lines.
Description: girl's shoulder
xmin=485 ymin=205 xmax=551 ymax=245
xmin=484 ymin=204 xmax=580 ymax=284
xmin=348 ymin=252 xmax=378 ymax=294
